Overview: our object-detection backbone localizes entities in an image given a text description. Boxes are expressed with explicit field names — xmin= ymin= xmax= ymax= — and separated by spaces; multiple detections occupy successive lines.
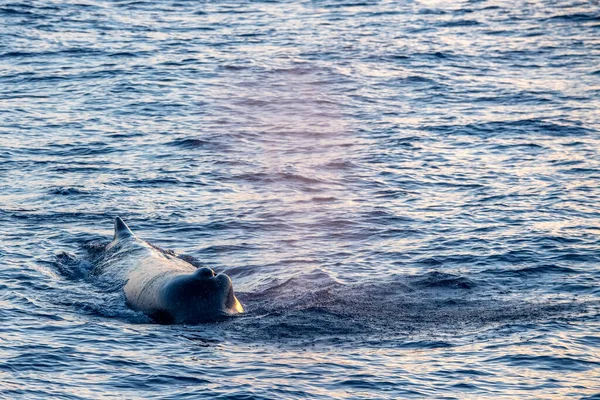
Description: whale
xmin=92 ymin=217 xmax=244 ymax=324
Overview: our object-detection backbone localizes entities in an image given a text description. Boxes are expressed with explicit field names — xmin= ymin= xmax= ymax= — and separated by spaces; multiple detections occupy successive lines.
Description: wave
xmin=47 ymin=246 xmax=594 ymax=345
xmin=46 ymin=186 xmax=90 ymax=196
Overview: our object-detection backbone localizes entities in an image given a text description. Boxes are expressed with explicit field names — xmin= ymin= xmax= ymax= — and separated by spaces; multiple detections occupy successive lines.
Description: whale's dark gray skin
xmin=93 ymin=217 xmax=244 ymax=324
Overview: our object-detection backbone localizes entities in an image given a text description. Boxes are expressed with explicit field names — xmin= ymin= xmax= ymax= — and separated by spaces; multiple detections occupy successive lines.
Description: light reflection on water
xmin=1 ymin=0 xmax=600 ymax=398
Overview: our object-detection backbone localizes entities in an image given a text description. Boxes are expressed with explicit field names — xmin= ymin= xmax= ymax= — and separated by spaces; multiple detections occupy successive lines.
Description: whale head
xmin=158 ymin=266 xmax=244 ymax=324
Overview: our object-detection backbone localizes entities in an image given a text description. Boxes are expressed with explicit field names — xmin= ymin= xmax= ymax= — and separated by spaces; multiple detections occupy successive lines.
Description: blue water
xmin=1 ymin=0 xmax=600 ymax=397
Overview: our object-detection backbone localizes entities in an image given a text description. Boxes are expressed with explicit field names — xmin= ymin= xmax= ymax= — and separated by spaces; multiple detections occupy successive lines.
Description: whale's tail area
xmin=113 ymin=217 xmax=135 ymax=242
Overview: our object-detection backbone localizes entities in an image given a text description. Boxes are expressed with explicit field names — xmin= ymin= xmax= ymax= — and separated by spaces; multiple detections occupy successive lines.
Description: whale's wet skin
xmin=2 ymin=0 xmax=600 ymax=398
xmin=91 ymin=217 xmax=243 ymax=324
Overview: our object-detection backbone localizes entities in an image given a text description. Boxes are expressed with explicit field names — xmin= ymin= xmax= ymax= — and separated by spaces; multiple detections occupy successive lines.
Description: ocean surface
xmin=1 ymin=0 xmax=600 ymax=398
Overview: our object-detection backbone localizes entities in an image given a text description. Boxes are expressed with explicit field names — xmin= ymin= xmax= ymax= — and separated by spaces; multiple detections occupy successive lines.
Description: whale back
xmin=96 ymin=217 xmax=244 ymax=323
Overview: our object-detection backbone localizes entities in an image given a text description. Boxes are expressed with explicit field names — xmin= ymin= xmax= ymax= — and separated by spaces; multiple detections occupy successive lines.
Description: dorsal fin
xmin=113 ymin=217 xmax=135 ymax=242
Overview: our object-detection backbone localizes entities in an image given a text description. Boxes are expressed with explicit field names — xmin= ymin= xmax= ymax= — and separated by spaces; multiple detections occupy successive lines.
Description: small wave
xmin=36 ymin=143 xmax=120 ymax=157
xmin=488 ymin=354 xmax=599 ymax=372
xmin=0 ymin=6 xmax=37 ymax=17
xmin=310 ymin=196 xmax=337 ymax=203
xmin=232 ymin=171 xmax=333 ymax=187
xmin=166 ymin=138 xmax=212 ymax=148
xmin=319 ymin=159 xmax=359 ymax=170
xmin=407 ymin=271 xmax=477 ymax=290
xmin=426 ymin=118 xmax=593 ymax=138
xmin=419 ymin=8 xmax=447 ymax=15
xmin=200 ymin=244 xmax=258 ymax=254
xmin=108 ymin=51 xmax=142 ymax=58
xmin=112 ymin=177 xmax=203 ymax=188
xmin=546 ymin=13 xmax=600 ymax=23
xmin=396 ymin=75 xmax=437 ymax=84
xmin=485 ymin=265 xmax=578 ymax=276
xmin=552 ymin=253 xmax=599 ymax=263
xmin=221 ymin=64 xmax=251 ymax=71
xmin=46 ymin=186 xmax=89 ymax=196
xmin=7 ymin=211 xmax=108 ymax=223
xmin=0 ymin=48 xmax=103 ymax=60
xmin=362 ymin=209 xmax=415 ymax=225
xmin=491 ymin=142 xmax=545 ymax=151
xmin=438 ymin=19 xmax=481 ymax=27
xmin=107 ymin=132 xmax=146 ymax=139
xmin=559 ymin=167 xmax=599 ymax=176
xmin=52 ymin=252 xmax=93 ymax=280
xmin=57 ymin=292 xmax=152 ymax=324
xmin=50 ymin=166 xmax=106 ymax=174
xmin=412 ymin=51 xmax=453 ymax=59
xmin=266 ymin=66 xmax=317 ymax=76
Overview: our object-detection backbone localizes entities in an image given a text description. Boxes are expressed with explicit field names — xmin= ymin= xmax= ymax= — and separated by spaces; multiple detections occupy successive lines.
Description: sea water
xmin=1 ymin=0 xmax=599 ymax=398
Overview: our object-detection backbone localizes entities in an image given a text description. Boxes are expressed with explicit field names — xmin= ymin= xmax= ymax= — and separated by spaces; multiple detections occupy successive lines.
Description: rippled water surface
xmin=1 ymin=0 xmax=600 ymax=398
